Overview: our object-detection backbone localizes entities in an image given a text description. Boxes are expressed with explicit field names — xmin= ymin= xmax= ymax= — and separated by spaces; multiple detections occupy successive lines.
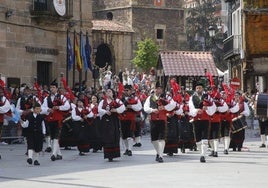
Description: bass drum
xmin=256 ymin=94 xmax=268 ymax=117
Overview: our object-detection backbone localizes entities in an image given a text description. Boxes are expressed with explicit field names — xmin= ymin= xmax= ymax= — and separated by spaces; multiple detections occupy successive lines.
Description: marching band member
xmin=71 ymin=99 xmax=92 ymax=156
xmin=16 ymin=86 xmax=41 ymax=155
xmin=120 ymin=84 xmax=142 ymax=156
xmin=21 ymin=103 xmax=46 ymax=165
xmin=209 ymin=91 xmax=223 ymax=157
xmin=189 ymin=82 xmax=216 ymax=163
xmin=218 ymin=91 xmax=231 ymax=154
xmin=88 ymin=95 xmax=103 ymax=152
xmin=41 ymin=80 xmax=70 ymax=161
xmin=133 ymin=89 xmax=148 ymax=147
xmin=229 ymin=91 xmax=250 ymax=151
xmin=178 ymin=87 xmax=196 ymax=153
xmin=98 ymin=88 xmax=126 ymax=162
xmin=164 ymin=91 xmax=181 ymax=156
xmin=255 ymin=88 xmax=268 ymax=148
xmin=0 ymin=86 xmax=11 ymax=159
xmin=144 ymin=82 xmax=176 ymax=163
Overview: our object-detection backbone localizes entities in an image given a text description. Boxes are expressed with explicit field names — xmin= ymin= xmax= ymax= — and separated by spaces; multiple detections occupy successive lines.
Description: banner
xmin=85 ymin=33 xmax=93 ymax=72
xmin=67 ymin=34 xmax=74 ymax=70
xmin=74 ymin=33 xmax=82 ymax=71
xmin=80 ymin=33 xmax=88 ymax=71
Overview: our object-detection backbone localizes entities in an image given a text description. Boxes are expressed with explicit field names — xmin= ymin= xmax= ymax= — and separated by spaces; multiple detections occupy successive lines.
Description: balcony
xmin=30 ymin=0 xmax=73 ymax=19
xmin=223 ymin=34 xmax=241 ymax=60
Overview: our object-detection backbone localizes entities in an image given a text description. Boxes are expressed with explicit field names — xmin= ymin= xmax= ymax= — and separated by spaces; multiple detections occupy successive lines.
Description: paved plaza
xmin=0 ymin=129 xmax=267 ymax=188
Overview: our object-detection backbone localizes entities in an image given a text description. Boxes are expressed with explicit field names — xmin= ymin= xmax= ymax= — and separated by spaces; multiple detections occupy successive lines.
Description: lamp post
xmin=208 ymin=25 xmax=216 ymax=38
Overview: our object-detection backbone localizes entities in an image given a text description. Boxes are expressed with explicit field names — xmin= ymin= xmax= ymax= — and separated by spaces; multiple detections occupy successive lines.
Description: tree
xmin=185 ymin=0 xmax=227 ymax=71
xmin=132 ymin=38 xmax=159 ymax=72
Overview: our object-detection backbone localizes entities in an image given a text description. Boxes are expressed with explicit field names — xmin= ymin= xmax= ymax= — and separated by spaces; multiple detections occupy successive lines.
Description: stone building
xmin=0 ymin=0 xmax=186 ymax=89
xmin=223 ymin=0 xmax=268 ymax=92
xmin=0 ymin=0 xmax=92 ymax=88
xmin=92 ymin=0 xmax=186 ymax=71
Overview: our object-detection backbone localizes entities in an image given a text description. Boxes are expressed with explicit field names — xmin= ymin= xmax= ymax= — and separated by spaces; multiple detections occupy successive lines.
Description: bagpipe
xmin=76 ymin=107 xmax=90 ymax=119
xmin=157 ymin=93 xmax=169 ymax=106
xmin=91 ymin=104 xmax=98 ymax=115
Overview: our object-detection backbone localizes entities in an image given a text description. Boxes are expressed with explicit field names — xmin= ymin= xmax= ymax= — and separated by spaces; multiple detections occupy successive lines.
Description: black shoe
xmin=34 ymin=160 xmax=40 ymax=166
xmin=237 ymin=148 xmax=241 ymax=152
xmin=213 ymin=152 xmax=218 ymax=157
xmin=127 ymin=150 xmax=132 ymax=156
xmin=224 ymin=149 xmax=228 ymax=155
xmin=181 ymin=148 xmax=185 ymax=153
xmin=158 ymin=157 xmax=164 ymax=163
xmin=260 ymin=144 xmax=266 ymax=148
xmin=233 ymin=147 xmax=236 ymax=151
xmin=133 ymin=143 xmax=142 ymax=147
xmin=155 ymin=154 xmax=160 ymax=162
xmin=123 ymin=150 xmax=129 ymax=155
xmin=56 ymin=155 xmax=63 ymax=160
xmin=51 ymin=155 xmax=56 ymax=161
xmin=209 ymin=151 xmax=214 ymax=157
xmin=27 ymin=158 xmax=33 ymax=165
xmin=108 ymin=158 xmax=113 ymax=162
xmin=64 ymin=146 xmax=72 ymax=150
xmin=79 ymin=152 xmax=85 ymax=156
xmin=93 ymin=149 xmax=98 ymax=153
xmin=45 ymin=147 xmax=52 ymax=153
xmin=167 ymin=152 xmax=173 ymax=156
xmin=200 ymin=156 xmax=206 ymax=163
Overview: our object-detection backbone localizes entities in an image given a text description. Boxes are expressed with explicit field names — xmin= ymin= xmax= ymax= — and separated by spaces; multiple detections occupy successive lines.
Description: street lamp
xmin=208 ymin=26 xmax=216 ymax=37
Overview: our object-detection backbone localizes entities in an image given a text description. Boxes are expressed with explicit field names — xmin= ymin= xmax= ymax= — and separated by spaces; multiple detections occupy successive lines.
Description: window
xmin=34 ymin=0 xmax=48 ymax=11
xmin=156 ymin=29 xmax=164 ymax=40
xmin=155 ymin=24 xmax=166 ymax=40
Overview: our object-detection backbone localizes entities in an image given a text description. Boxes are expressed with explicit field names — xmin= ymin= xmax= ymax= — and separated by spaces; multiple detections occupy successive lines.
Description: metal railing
xmin=223 ymin=34 xmax=241 ymax=59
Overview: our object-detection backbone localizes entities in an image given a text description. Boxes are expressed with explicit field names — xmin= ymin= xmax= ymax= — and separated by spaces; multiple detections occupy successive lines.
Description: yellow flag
xmin=74 ymin=34 xmax=82 ymax=71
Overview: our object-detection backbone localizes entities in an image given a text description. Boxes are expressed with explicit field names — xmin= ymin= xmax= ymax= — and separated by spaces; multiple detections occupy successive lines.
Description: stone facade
xmin=0 ymin=0 xmax=92 ymax=87
xmin=93 ymin=0 xmax=186 ymax=53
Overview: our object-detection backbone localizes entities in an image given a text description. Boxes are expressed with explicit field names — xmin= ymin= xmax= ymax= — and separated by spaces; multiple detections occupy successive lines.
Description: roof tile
xmin=160 ymin=51 xmax=218 ymax=77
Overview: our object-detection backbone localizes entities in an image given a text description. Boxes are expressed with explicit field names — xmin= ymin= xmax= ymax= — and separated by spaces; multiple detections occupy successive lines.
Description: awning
xmin=159 ymin=51 xmax=218 ymax=77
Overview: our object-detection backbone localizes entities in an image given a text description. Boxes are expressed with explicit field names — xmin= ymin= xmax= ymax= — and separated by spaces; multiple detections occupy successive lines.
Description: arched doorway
xmin=95 ymin=44 xmax=113 ymax=70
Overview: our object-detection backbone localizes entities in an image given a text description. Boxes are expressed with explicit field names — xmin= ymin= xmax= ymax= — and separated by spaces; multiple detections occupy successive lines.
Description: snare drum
xmin=232 ymin=116 xmax=247 ymax=133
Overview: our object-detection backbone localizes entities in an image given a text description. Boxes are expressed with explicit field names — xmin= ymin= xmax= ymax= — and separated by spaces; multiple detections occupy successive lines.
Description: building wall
xmin=93 ymin=0 xmax=186 ymax=53
xmin=0 ymin=0 xmax=93 ymax=87
xmin=92 ymin=31 xmax=133 ymax=73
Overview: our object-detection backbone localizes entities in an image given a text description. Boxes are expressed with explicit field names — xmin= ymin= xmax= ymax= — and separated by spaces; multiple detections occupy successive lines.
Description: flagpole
xmin=73 ymin=30 xmax=76 ymax=88
xmin=79 ymin=31 xmax=82 ymax=92
xmin=66 ymin=29 xmax=69 ymax=86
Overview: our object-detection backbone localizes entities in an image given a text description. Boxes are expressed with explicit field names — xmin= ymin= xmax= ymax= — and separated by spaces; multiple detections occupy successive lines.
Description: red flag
xmin=61 ymin=77 xmax=75 ymax=101
xmin=170 ymin=78 xmax=182 ymax=103
xmin=34 ymin=80 xmax=42 ymax=103
xmin=117 ymin=82 xmax=124 ymax=99
xmin=0 ymin=78 xmax=10 ymax=100
xmin=205 ymin=72 xmax=214 ymax=87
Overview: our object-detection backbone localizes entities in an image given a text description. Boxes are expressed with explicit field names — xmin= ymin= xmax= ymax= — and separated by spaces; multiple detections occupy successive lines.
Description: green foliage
xmin=132 ymin=38 xmax=159 ymax=72
xmin=185 ymin=0 xmax=227 ymax=71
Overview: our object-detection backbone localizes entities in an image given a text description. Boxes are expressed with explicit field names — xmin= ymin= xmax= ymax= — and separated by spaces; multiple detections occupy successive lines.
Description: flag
xmin=85 ymin=33 xmax=93 ymax=72
xmin=74 ymin=33 xmax=82 ymax=71
xmin=80 ymin=33 xmax=88 ymax=71
xmin=67 ymin=35 xmax=74 ymax=70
